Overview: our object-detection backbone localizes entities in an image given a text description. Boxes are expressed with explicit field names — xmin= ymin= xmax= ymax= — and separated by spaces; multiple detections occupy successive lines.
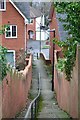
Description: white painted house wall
xmin=36 ymin=15 xmax=49 ymax=41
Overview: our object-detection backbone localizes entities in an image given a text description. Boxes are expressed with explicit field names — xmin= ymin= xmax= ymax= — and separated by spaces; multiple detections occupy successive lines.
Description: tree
xmin=54 ymin=2 xmax=80 ymax=41
xmin=53 ymin=2 xmax=80 ymax=80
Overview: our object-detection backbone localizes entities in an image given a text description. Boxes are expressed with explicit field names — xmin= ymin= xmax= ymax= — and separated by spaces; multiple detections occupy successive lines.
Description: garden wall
xmin=54 ymin=45 xmax=80 ymax=118
xmin=1 ymin=54 xmax=32 ymax=118
xmin=0 ymin=84 xmax=2 ymax=119
xmin=40 ymin=53 xmax=51 ymax=65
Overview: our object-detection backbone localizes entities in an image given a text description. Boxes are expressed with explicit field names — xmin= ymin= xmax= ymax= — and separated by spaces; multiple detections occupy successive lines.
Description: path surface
xmin=16 ymin=57 xmax=70 ymax=119
xmin=27 ymin=39 xmax=49 ymax=59
xmin=31 ymin=58 xmax=70 ymax=119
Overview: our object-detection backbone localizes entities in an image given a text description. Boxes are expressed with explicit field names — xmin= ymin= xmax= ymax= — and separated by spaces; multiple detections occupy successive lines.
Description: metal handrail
xmin=24 ymin=73 xmax=41 ymax=119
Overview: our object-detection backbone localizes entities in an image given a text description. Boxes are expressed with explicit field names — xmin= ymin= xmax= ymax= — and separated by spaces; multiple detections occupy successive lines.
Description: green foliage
xmin=16 ymin=50 xmax=26 ymax=71
xmin=53 ymin=37 xmax=78 ymax=81
xmin=54 ymin=2 xmax=80 ymax=41
xmin=0 ymin=25 xmax=9 ymax=81
xmin=56 ymin=58 xmax=66 ymax=72
xmin=53 ymin=2 xmax=80 ymax=80
xmin=0 ymin=25 xmax=9 ymax=35
xmin=0 ymin=45 xmax=8 ymax=80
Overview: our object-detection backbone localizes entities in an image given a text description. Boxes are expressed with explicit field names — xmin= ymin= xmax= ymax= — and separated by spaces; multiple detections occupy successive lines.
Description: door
xmin=28 ymin=30 xmax=34 ymax=39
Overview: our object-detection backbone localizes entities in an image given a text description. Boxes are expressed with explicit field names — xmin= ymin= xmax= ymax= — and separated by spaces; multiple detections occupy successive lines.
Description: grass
xmin=38 ymin=95 xmax=43 ymax=112
xmin=36 ymin=94 xmax=43 ymax=119
xmin=28 ymin=92 xmax=43 ymax=119
xmin=42 ymin=45 xmax=50 ymax=49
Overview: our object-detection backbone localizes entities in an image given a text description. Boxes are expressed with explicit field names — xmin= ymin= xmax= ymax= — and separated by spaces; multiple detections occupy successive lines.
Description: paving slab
xmin=32 ymin=59 xmax=70 ymax=119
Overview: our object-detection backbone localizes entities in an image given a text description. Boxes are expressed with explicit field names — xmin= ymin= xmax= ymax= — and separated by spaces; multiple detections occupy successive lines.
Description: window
xmin=28 ymin=19 xmax=33 ymax=24
xmin=0 ymin=0 xmax=6 ymax=11
xmin=5 ymin=25 xmax=17 ymax=38
xmin=30 ymin=19 xmax=33 ymax=23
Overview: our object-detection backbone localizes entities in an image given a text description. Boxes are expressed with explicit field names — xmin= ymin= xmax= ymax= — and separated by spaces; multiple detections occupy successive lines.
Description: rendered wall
xmin=54 ymin=46 xmax=80 ymax=118
xmin=1 ymin=55 xmax=32 ymax=118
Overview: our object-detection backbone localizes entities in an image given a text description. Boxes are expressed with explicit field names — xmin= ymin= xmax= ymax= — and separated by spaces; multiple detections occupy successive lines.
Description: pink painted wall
xmin=54 ymin=46 xmax=80 ymax=118
xmin=1 ymin=54 xmax=32 ymax=118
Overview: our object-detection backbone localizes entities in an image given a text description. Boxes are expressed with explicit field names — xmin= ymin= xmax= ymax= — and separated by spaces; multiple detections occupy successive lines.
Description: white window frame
xmin=7 ymin=50 xmax=15 ymax=68
xmin=5 ymin=25 xmax=17 ymax=39
xmin=0 ymin=0 xmax=6 ymax=11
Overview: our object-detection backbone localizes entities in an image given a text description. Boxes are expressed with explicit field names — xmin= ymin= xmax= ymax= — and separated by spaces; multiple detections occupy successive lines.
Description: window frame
xmin=5 ymin=25 xmax=17 ymax=39
xmin=0 ymin=0 xmax=6 ymax=11
xmin=28 ymin=18 xmax=34 ymax=24
xmin=30 ymin=19 xmax=33 ymax=24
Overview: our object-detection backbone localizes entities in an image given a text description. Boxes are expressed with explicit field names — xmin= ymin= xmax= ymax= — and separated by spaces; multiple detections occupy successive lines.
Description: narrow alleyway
xmin=30 ymin=57 xmax=70 ymax=119
xmin=16 ymin=56 xmax=70 ymax=119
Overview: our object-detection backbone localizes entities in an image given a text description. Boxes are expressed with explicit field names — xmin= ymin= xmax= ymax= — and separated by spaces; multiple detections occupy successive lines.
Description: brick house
xmin=26 ymin=6 xmax=48 ymax=41
xmin=49 ymin=3 xmax=68 ymax=63
xmin=26 ymin=6 xmax=41 ymax=40
xmin=0 ymin=0 xmax=30 ymax=67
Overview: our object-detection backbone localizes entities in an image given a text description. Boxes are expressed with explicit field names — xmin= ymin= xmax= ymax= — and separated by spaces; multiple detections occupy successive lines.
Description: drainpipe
xmin=52 ymin=30 xmax=55 ymax=91
xmin=48 ymin=29 xmax=55 ymax=91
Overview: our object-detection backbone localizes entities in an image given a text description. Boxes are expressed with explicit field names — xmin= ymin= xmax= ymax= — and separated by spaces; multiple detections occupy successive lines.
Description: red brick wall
xmin=54 ymin=46 xmax=79 ymax=118
xmin=1 ymin=0 xmax=25 ymax=51
xmin=49 ymin=9 xmax=61 ymax=64
xmin=1 ymin=55 xmax=32 ymax=118
xmin=26 ymin=18 xmax=36 ymax=40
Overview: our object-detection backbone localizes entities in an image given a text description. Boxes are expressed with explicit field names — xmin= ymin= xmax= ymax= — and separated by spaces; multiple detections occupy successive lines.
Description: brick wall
xmin=49 ymin=9 xmax=61 ymax=64
xmin=26 ymin=18 xmax=36 ymax=41
xmin=1 ymin=54 xmax=32 ymax=118
xmin=54 ymin=46 xmax=80 ymax=118
xmin=1 ymin=1 xmax=25 ymax=51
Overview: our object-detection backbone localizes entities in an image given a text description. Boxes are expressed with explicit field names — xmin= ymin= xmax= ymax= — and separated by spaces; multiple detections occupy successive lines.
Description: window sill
xmin=5 ymin=37 xmax=17 ymax=39
xmin=0 ymin=9 xmax=6 ymax=11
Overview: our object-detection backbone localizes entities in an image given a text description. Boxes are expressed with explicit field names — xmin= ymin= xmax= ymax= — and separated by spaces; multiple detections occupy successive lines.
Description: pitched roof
xmin=56 ymin=13 xmax=68 ymax=41
xmin=49 ymin=3 xmax=68 ymax=41
xmin=10 ymin=0 xmax=30 ymax=19
xmin=30 ymin=6 xmax=42 ymax=18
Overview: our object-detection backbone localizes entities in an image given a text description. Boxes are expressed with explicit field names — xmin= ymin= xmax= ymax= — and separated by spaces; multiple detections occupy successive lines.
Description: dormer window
xmin=0 ymin=0 xmax=6 ymax=11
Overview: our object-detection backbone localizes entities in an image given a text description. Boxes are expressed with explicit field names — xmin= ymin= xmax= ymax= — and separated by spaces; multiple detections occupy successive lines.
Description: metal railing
xmin=24 ymin=73 xmax=41 ymax=119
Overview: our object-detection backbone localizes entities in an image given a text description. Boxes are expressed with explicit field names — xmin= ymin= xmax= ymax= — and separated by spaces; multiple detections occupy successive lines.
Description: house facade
xmin=26 ymin=17 xmax=36 ymax=40
xmin=26 ymin=6 xmax=42 ymax=41
xmin=49 ymin=3 xmax=61 ymax=64
xmin=26 ymin=6 xmax=49 ymax=41
xmin=36 ymin=15 xmax=49 ymax=41
xmin=49 ymin=3 xmax=68 ymax=63
xmin=0 ymin=0 xmax=30 ymax=67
